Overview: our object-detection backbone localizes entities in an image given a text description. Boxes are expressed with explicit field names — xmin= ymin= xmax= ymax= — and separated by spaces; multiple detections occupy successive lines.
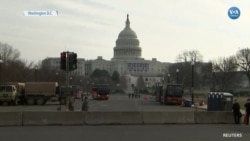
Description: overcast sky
xmin=0 ymin=0 xmax=249 ymax=63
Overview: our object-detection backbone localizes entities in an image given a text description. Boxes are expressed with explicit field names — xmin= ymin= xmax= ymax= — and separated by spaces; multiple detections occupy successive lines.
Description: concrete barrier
xmin=22 ymin=112 xmax=85 ymax=126
xmin=0 ymin=112 xmax=22 ymax=126
xmin=195 ymin=111 xmax=234 ymax=124
xmin=85 ymin=112 xmax=143 ymax=125
xmin=0 ymin=111 xmax=236 ymax=126
xmin=143 ymin=111 xmax=195 ymax=124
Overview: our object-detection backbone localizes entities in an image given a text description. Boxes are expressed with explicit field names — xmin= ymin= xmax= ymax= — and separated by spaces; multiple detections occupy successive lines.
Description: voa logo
xmin=228 ymin=7 xmax=240 ymax=20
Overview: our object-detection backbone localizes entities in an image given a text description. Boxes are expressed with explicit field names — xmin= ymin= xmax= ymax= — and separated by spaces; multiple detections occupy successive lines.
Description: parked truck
xmin=0 ymin=82 xmax=78 ymax=106
xmin=0 ymin=82 xmax=25 ymax=105
xmin=24 ymin=82 xmax=59 ymax=105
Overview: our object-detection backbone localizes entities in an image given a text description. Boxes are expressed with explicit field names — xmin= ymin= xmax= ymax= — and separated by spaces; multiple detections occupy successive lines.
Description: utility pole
xmin=66 ymin=51 xmax=73 ymax=111
xmin=191 ymin=61 xmax=195 ymax=105
xmin=176 ymin=69 xmax=179 ymax=84
xmin=167 ymin=74 xmax=170 ymax=84
xmin=66 ymin=51 xmax=69 ymax=87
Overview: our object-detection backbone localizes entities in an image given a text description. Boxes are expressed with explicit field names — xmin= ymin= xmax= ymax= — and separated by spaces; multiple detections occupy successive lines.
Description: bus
xmin=161 ymin=84 xmax=183 ymax=105
xmin=91 ymin=84 xmax=110 ymax=100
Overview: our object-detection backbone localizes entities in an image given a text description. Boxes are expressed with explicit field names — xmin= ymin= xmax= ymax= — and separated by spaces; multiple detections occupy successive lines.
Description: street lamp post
xmin=167 ymin=74 xmax=170 ymax=84
xmin=212 ymin=71 xmax=215 ymax=91
xmin=0 ymin=56 xmax=2 ymax=84
xmin=79 ymin=79 xmax=83 ymax=98
xmin=80 ymin=79 xmax=82 ymax=86
xmin=116 ymin=83 xmax=120 ymax=91
xmin=69 ymin=76 xmax=72 ymax=85
xmin=56 ymin=72 xmax=59 ymax=83
xmin=176 ymin=69 xmax=179 ymax=84
xmin=35 ymin=66 xmax=38 ymax=82
xmin=191 ymin=61 xmax=195 ymax=104
xmin=86 ymin=81 xmax=89 ymax=96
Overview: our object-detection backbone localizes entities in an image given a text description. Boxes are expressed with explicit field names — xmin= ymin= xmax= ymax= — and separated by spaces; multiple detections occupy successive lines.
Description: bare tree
xmin=0 ymin=42 xmax=20 ymax=62
xmin=175 ymin=50 xmax=204 ymax=89
xmin=212 ymin=56 xmax=238 ymax=91
xmin=176 ymin=50 xmax=203 ymax=63
xmin=189 ymin=50 xmax=203 ymax=62
xmin=236 ymin=48 xmax=250 ymax=84
xmin=176 ymin=50 xmax=189 ymax=62
xmin=0 ymin=42 xmax=34 ymax=82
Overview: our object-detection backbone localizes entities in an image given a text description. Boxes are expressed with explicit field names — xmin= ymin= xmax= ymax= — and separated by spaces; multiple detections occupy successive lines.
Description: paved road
xmin=0 ymin=94 xmax=204 ymax=112
xmin=90 ymin=94 xmax=204 ymax=111
xmin=0 ymin=124 xmax=249 ymax=141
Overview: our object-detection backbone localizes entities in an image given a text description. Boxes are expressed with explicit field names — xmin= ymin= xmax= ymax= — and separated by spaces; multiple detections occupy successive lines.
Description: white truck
xmin=0 ymin=82 xmax=25 ymax=105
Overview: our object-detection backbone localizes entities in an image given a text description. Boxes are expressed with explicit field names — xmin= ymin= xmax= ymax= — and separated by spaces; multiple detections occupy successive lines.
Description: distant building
xmin=84 ymin=15 xmax=171 ymax=85
xmin=41 ymin=57 xmax=86 ymax=76
xmin=41 ymin=14 xmax=211 ymax=88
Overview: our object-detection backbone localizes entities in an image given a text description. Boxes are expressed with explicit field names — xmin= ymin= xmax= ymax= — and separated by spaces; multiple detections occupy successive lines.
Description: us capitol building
xmin=42 ymin=15 xmax=171 ymax=86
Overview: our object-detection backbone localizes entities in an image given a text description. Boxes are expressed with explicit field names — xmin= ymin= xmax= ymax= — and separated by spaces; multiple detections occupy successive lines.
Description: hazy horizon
xmin=0 ymin=0 xmax=249 ymax=63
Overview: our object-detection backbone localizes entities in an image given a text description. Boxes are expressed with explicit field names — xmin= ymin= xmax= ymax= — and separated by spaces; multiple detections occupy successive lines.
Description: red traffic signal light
xmin=60 ymin=52 xmax=66 ymax=70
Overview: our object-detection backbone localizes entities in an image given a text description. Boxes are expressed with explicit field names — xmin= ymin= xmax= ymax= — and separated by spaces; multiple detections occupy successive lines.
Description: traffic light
xmin=72 ymin=53 xmax=77 ymax=70
xmin=60 ymin=52 xmax=66 ymax=70
xmin=69 ymin=53 xmax=77 ymax=71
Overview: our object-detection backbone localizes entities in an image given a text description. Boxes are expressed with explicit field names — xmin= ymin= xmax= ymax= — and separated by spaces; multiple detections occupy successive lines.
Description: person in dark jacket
xmin=20 ymin=88 xmax=26 ymax=105
xmin=82 ymin=96 xmax=89 ymax=111
xmin=232 ymin=99 xmax=241 ymax=124
xmin=244 ymin=98 xmax=250 ymax=125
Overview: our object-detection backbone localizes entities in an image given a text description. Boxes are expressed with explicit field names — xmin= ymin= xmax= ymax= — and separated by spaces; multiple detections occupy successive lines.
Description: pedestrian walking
xmin=232 ymin=99 xmax=241 ymax=124
xmin=244 ymin=98 xmax=250 ymax=125
xmin=134 ymin=88 xmax=137 ymax=99
xmin=68 ymin=96 xmax=74 ymax=111
xmin=65 ymin=97 xmax=71 ymax=111
xmin=82 ymin=96 xmax=89 ymax=111
xmin=20 ymin=88 xmax=26 ymax=105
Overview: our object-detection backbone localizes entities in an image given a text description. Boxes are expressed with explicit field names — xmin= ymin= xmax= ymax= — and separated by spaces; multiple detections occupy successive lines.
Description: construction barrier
xmin=0 ymin=111 xmax=235 ymax=126
xmin=0 ymin=112 xmax=22 ymax=126
xmin=195 ymin=111 xmax=234 ymax=124
xmin=143 ymin=111 xmax=195 ymax=124
xmin=85 ymin=112 xmax=143 ymax=125
xmin=22 ymin=112 xmax=85 ymax=126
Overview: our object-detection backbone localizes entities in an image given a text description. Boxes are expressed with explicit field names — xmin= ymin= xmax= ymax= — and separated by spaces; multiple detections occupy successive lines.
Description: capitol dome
xmin=112 ymin=14 xmax=142 ymax=60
